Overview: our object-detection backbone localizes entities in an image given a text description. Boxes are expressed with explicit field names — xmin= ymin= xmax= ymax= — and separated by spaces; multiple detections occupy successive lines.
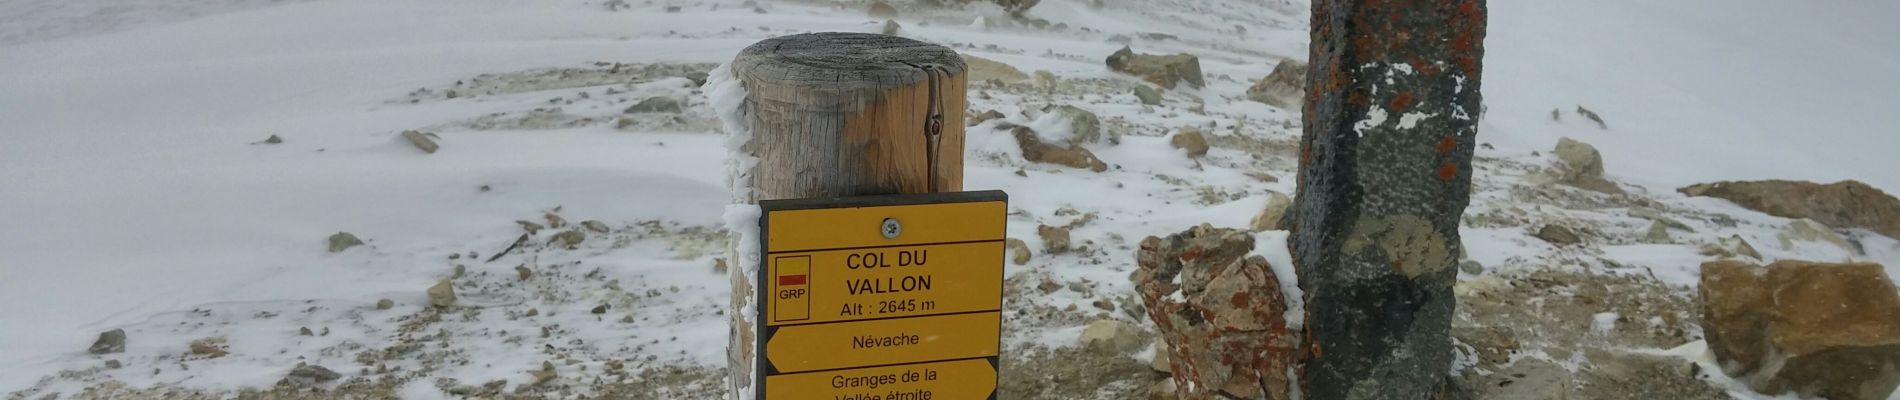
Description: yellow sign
xmin=764 ymin=358 xmax=998 ymax=400
xmin=755 ymin=191 xmax=1007 ymax=400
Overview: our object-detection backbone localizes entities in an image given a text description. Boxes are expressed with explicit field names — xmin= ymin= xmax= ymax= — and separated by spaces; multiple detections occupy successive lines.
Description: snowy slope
xmin=2 ymin=0 xmax=1898 ymax=398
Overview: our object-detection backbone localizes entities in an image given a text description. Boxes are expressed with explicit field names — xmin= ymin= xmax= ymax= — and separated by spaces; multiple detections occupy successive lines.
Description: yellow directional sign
xmin=764 ymin=358 xmax=998 ymax=400
xmin=755 ymin=191 xmax=1007 ymax=400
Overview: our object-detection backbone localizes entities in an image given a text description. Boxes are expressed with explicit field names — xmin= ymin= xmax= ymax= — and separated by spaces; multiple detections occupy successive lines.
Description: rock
xmin=1132 ymin=225 xmax=1295 ymax=400
xmin=1475 ymin=359 xmax=1572 ymax=400
xmin=375 ymin=298 xmax=394 ymax=310
xmin=1249 ymin=192 xmax=1292 ymax=232
xmin=1576 ymin=105 xmax=1607 ymax=129
xmin=1044 ymin=105 xmax=1104 ymax=145
xmin=1629 ymin=207 xmax=1694 ymax=232
xmin=1552 ymin=137 xmax=1622 ymax=194
xmin=1148 ymin=380 xmax=1176 ymax=400
xmin=299 ymin=327 xmax=314 ymax=336
xmin=532 ymin=361 xmax=559 ymax=385
xmin=427 ymin=280 xmax=456 ymax=308
xmin=1149 ymin=339 xmax=1172 ymax=374
xmin=1643 ymin=221 xmax=1673 ymax=243
xmin=263 ymin=135 xmax=284 ymax=144
xmin=1777 ymin=218 xmax=1854 ymax=253
xmin=1032 ymin=70 xmax=1058 ymax=92
xmin=1246 ymin=60 xmax=1306 ymax=111
xmin=625 ymin=97 xmax=684 ymax=114
xmin=104 ymin=359 xmax=121 ymax=369
xmin=1106 ymin=47 xmax=1205 ymax=89
xmin=1006 ymin=238 xmax=1032 ymax=265
xmin=516 ymin=265 xmax=534 ymax=280
xmin=544 ymin=212 xmax=567 ymax=229
xmin=188 ymin=338 xmax=228 ymax=358
xmin=1701 ymin=235 xmax=1763 ymax=260
xmin=327 ymin=232 xmax=365 ymax=253
xmin=969 ymin=109 xmax=1005 ymax=126
xmin=1038 ymin=224 xmax=1072 ymax=254
xmin=866 ymin=1 xmax=897 ymax=18
xmin=1534 ymin=224 xmax=1582 ymax=246
xmin=581 ymin=220 xmax=611 ymax=233
xmin=684 ymin=71 xmax=710 ymax=87
xmin=1078 ymin=319 xmax=1144 ymax=354
xmin=549 ymin=230 xmax=586 ymax=248
xmin=1132 ymin=85 xmax=1163 ymax=105
xmin=284 ymin=364 xmax=342 ymax=386
xmin=89 ymin=329 xmax=126 ymax=354
xmin=516 ymin=220 xmax=545 ymax=234
xmin=1012 ymin=127 xmax=1107 ymax=172
xmin=1679 ymin=180 xmax=1900 ymax=239
xmin=400 ymin=130 xmax=439 ymax=154
xmin=962 ymin=55 xmax=1027 ymax=83
xmin=591 ymin=304 xmax=609 ymax=314
xmin=988 ymin=0 xmax=1039 ymax=14
xmin=1458 ymin=260 xmax=1483 ymax=275
xmin=1700 ymin=260 xmax=1900 ymax=400
xmin=1169 ymin=128 xmax=1208 ymax=158
xmin=880 ymin=19 xmax=901 ymax=35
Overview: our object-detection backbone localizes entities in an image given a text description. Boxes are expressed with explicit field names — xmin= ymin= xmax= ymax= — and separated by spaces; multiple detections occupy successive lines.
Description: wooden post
xmin=1287 ymin=1 xmax=1486 ymax=399
xmin=718 ymin=32 xmax=967 ymax=399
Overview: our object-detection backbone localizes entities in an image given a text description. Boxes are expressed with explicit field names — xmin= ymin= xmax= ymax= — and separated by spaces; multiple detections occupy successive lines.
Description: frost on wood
xmin=1289 ymin=0 xmax=1487 ymax=399
xmin=721 ymin=204 xmax=761 ymax=400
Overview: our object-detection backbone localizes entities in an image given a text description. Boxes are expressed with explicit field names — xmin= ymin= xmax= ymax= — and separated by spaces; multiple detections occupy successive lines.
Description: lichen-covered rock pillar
xmin=712 ymin=32 xmax=967 ymax=400
xmin=1286 ymin=1 xmax=1486 ymax=399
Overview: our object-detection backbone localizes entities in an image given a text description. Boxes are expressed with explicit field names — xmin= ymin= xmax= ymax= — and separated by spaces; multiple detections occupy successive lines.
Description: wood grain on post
xmin=720 ymin=32 xmax=967 ymax=399
xmin=1287 ymin=1 xmax=1487 ymax=399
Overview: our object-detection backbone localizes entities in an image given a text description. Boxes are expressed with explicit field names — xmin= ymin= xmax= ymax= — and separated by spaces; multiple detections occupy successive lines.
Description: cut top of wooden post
xmin=730 ymin=33 xmax=970 ymax=200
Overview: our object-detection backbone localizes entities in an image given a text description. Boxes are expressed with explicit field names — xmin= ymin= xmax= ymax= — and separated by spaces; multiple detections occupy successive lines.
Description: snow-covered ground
xmin=2 ymin=0 xmax=1897 ymax=398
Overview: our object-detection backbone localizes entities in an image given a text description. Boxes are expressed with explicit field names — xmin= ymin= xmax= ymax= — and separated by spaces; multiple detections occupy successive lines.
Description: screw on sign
xmin=755 ymin=192 xmax=1006 ymax=400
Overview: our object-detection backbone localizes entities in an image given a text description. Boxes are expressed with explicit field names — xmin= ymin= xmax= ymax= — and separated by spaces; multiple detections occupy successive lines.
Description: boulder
xmin=1679 ymin=180 xmax=1900 ymax=239
xmin=1700 ymin=260 xmax=1900 ymax=400
xmin=1249 ymin=192 xmax=1292 ymax=232
xmin=400 ymin=130 xmax=439 ymax=154
xmin=1533 ymin=224 xmax=1582 ymax=246
xmin=962 ymin=55 xmax=1028 ymax=83
xmin=1106 ymin=47 xmax=1205 ymax=89
xmin=1777 ymin=218 xmax=1855 ymax=253
xmin=1043 ymin=105 xmax=1105 ymax=145
xmin=1552 ymin=137 xmax=1622 ymax=194
xmin=1701 ymin=235 xmax=1763 ymax=260
xmin=283 ymin=364 xmax=342 ymax=387
xmin=581 ymin=220 xmax=611 ymax=233
xmin=867 ymin=1 xmax=897 ymax=18
xmin=89 ymin=329 xmax=126 ymax=355
xmin=1169 ymin=128 xmax=1208 ymax=158
xmin=1038 ymin=224 xmax=1072 ymax=254
xmin=327 ymin=232 xmax=365 ymax=253
xmin=1246 ymin=60 xmax=1306 ymax=111
xmin=427 ymin=280 xmax=457 ymax=308
xmin=1013 ymin=127 xmax=1107 ymax=172
xmin=1132 ymin=225 xmax=1296 ymax=400
xmin=1006 ymin=238 xmax=1032 ymax=265
xmin=1133 ymin=85 xmax=1162 ymax=105
xmin=1078 ymin=319 xmax=1144 ymax=354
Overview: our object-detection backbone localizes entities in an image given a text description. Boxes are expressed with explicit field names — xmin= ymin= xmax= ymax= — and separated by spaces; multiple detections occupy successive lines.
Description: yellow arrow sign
xmin=767 ymin=241 xmax=1004 ymax=326
xmin=764 ymin=358 xmax=997 ymax=400
xmin=766 ymin=312 xmax=1001 ymax=374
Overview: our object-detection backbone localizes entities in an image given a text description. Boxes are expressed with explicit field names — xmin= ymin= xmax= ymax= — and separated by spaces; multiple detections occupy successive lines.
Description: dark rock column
xmin=1287 ymin=1 xmax=1486 ymax=399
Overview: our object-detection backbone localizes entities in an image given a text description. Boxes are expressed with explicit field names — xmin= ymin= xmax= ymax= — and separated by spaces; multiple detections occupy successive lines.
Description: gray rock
xmin=1037 ymin=224 xmax=1071 ymax=254
xmin=549 ymin=230 xmax=586 ymax=248
xmin=1169 ymin=128 xmax=1208 ymax=158
xmin=1576 ymin=105 xmax=1607 ymax=129
xmin=1105 ymin=47 xmax=1205 ymax=89
xmin=1006 ymin=238 xmax=1031 ymax=266
xmin=867 ymin=1 xmax=897 ymax=18
xmin=262 ymin=135 xmax=283 ymax=144
xmin=1629 ymin=207 xmax=1694 ymax=232
xmin=375 ymin=298 xmax=394 ymax=310
xmin=968 ymin=109 xmax=1005 ymax=126
xmin=1247 ymin=60 xmax=1306 ymax=111
xmin=625 ymin=97 xmax=684 ymax=114
xmin=962 ymin=55 xmax=1027 ymax=83
xmin=684 ymin=71 xmax=710 ymax=87
xmin=427 ymin=280 xmax=456 ymax=308
xmin=400 ymin=130 xmax=439 ymax=154
xmin=880 ymin=19 xmax=901 ymax=35
xmin=1680 ymin=180 xmax=1900 ymax=240
xmin=284 ymin=364 xmax=342 ymax=386
xmin=1078 ymin=319 xmax=1144 ymax=354
xmin=1459 ymin=260 xmax=1483 ymax=275
xmin=1012 ymin=127 xmax=1107 ymax=172
xmin=581 ymin=220 xmax=611 ymax=233
xmin=327 ymin=232 xmax=365 ymax=253
xmin=1044 ymin=105 xmax=1104 ymax=145
xmin=1643 ymin=221 xmax=1673 ymax=243
xmin=1132 ymin=85 xmax=1162 ymax=105
xmin=104 ymin=359 xmax=122 ymax=369
xmin=1778 ymin=218 xmax=1854 ymax=253
xmin=1249 ymin=192 xmax=1292 ymax=232
xmin=1552 ymin=137 xmax=1622 ymax=194
xmin=89 ymin=329 xmax=126 ymax=354
xmin=1534 ymin=224 xmax=1582 ymax=246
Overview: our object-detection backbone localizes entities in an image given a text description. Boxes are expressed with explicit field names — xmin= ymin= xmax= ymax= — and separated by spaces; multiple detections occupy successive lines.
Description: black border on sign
xmin=755 ymin=190 xmax=1007 ymax=400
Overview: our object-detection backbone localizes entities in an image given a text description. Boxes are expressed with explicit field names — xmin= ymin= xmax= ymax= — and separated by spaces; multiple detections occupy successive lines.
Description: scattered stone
xmin=867 ymin=1 xmax=897 ymax=18
xmin=327 ymin=232 xmax=364 ymax=253
xmin=625 ymin=97 xmax=685 ymax=113
xmin=298 ymin=327 xmax=314 ymax=336
xmin=1131 ymin=225 xmax=1295 ymax=399
xmin=88 ymin=329 xmax=126 ymax=355
xmin=1701 ymin=235 xmax=1763 ymax=260
xmin=375 ymin=298 xmax=394 ymax=310
xmin=1552 ymin=137 xmax=1622 ymax=194
xmin=1012 ymin=127 xmax=1107 ymax=172
xmin=1092 ymin=299 xmax=1114 ymax=311
xmin=1006 ymin=238 xmax=1032 ymax=265
xmin=1033 ymin=70 xmax=1058 ymax=92
xmin=1038 ymin=224 xmax=1072 ymax=254
xmin=581 ymin=220 xmax=611 ymax=233
xmin=684 ymin=71 xmax=710 ymax=87
xmin=262 ymin=135 xmax=284 ymax=144
xmin=427 ymin=280 xmax=457 ymax=308
xmin=1245 ymin=171 xmax=1279 ymax=183
xmin=969 ymin=109 xmax=1006 ymax=126
xmin=104 ymin=359 xmax=122 ymax=369
xmin=549 ymin=230 xmax=587 ymax=248
xmin=1044 ymin=105 xmax=1104 ymax=145
xmin=1642 ymin=221 xmax=1673 ymax=243
xmin=1534 ymin=224 xmax=1582 ymax=246
xmin=1246 ymin=60 xmax=1306 ymax=111
xmin=1106 ymin=47 xmax=1205 ymax=89
xmin=283 ymin=364 xmax=342 ymax=386
xmin=1132 ymin=85 xmax=1162 ymax=105
xmin=516 ymin=220 xmax=545 ymax=234
xmin=544 ymin=212 xmax=567 ymax=229
xmin=1249 ymin=192 xmax=1292 ymax=232
xmin=1476 ymin=359 xmax=1573 ymax=399
xmin=188 ymin=338 xmax=228 ymax=358
xmin=516 ymin=265 xmax=534 ymax=281
xmin=962 ymin=54 xmax=1027 ymax=83
xmin=1777 ymin=218 xmax=1855 ymax=253
xmin=452 ymin=264 xmax=466 ymax=279
xmin=1576 ymin=105 xmax=1607 ymax=129
xmin=1700 ymin=260 xmax=1900 ymax=400
xmin=1550 ymin=108 xmax=1561 ymax=122
xmin=532 ymin=361 xmax=559 ymax=385
xmin=1629 ymin=207 xmax=1694 ymax=232
xmin=1459 ymin=260 xmax=1483 ymax=275
xmin=400 ymin=130 xmax=439 ymax=154
xmin=591 ymin=304 xmax=610 ymax=314
xmin=880 ymin=19 xmax=901 ymax=35
xmin=1078 ymin=319 xmax=1144 ymax=354
xmin=988 ymin=0 xmax=1040 ymax=14
xmin=1149 ymin=339 xmax=1171 ymax=374
xmin=1169 ymin=128 xmax=1208 ymax=158
xmin=1679 ymin=180 xmax=1900 ymax=239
